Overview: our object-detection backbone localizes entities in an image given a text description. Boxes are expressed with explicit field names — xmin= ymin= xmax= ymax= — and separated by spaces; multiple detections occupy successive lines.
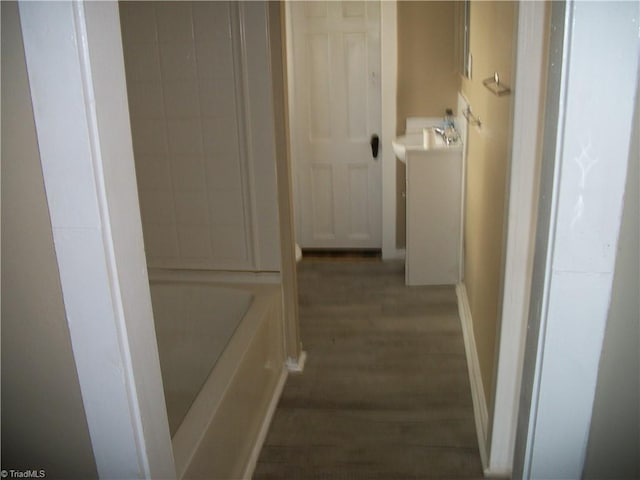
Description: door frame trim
xmin=487 ymin=1 xmax=548 ymax=475
xmin=512 ymin=1 xmax=639 ymax=476
xmin=380 ymin=0 xmax=405 ymax=260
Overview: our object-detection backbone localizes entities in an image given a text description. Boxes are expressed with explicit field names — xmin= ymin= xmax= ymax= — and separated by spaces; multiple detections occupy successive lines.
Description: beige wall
xmin=396 ymin=1 xmax=459 ymax=248
xmin=460 ymin=1 xmax=516 ymax=407
xmin=0 ymin=2 xmax=97 ymax=477
xmin=396 ymin=1 xmax=459 ymax=130
xmin=584 ymin=81 xmax=640 ymax=479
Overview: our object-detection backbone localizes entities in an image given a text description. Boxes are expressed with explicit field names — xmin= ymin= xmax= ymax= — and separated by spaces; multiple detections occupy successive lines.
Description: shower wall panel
xmin=120 ymin=1 xmax=281 ymax=271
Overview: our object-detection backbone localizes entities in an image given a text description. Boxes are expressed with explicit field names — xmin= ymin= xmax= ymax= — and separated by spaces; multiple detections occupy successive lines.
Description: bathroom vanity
xmin=393 ymin=118 xmax=463 ymax=286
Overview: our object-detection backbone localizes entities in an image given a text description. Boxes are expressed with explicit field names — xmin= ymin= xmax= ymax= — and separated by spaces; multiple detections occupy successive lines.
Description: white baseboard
xmin=242 ymin=367 xmax=288 ymax=480
xmin=382 ymin=247 xmax=406 ymax=261
xmin=456 ymin=283 xmax=490 ymax=473
xmin=484 ymin=467 xmax=512 ymax=479
xmin=285 ymin=350 xmax=307 ymax=373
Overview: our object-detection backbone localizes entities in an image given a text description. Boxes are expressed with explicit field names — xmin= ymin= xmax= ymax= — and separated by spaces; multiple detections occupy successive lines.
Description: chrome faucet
xmin=445 ymin=128 xmax=459 ymax=145
xmin=433 ymin=126 xmax=459 ymax=145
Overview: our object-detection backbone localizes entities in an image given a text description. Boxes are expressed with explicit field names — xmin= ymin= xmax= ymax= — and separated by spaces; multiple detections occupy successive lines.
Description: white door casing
xmin=18 ymin=2 xmax=175 ymax=477
xmin=289 ymin=1 xmax=381 ymax=249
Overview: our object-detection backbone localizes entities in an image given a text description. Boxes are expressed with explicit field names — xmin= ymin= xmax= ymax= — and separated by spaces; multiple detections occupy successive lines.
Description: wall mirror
xmin=455 ymin=0 xmax=471 ymax=78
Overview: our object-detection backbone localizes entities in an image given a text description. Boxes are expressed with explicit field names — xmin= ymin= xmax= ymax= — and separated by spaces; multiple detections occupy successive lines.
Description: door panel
xmin=344 ymin=33 xmax=368 ymax=139
xmin=310 ymin=164 xmax=335 ymax=239
xmin=306 ymin=33 xmax=331 ymax=139
xmin=347 ymin=164 xmax=370 ymax=239
xmin=290 ymin=1 xmax=381 ymax=249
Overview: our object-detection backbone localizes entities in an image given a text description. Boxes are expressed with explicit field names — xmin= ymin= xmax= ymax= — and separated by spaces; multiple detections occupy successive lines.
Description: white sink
xmin=391 ymin=128 xmax=454 ymax=163
xmin=391 ymin=133 xmax=422 ymax=163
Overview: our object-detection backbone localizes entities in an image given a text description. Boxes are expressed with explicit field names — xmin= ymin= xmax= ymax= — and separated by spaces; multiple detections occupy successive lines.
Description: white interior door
xmin=289 ymin=1 xmax=381 ymax=249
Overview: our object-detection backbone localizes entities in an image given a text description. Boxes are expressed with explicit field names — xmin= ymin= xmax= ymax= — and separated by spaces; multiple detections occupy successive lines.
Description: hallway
xmin=255 ymin=260 xmax=483 ymax=479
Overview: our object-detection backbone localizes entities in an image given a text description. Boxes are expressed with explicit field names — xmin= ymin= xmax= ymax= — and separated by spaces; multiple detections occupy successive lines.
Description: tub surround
xmin=148 ymin=272 xmax=286 ymax=480
xmin=120 ymin=1 xmax=281 ymax=272
xmin=177 ymin=284 xmax=285 ymax=480
xmin=149 ymin=282 xmax=254 ymax=435
xmin=120 ymin=3 xmax=291 ymax=478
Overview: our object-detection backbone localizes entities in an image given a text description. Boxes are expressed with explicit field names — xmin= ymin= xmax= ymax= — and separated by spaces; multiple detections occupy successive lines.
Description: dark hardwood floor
xmin=254 ymin=260 xmax=483 ymax=479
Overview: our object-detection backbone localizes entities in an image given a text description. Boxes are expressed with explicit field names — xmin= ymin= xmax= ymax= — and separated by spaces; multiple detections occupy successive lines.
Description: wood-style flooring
xmin=254 ymin=260 xmax=483 ymax=479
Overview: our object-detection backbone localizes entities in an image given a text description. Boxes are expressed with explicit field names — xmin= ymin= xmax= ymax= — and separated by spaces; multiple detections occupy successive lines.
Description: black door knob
xmin=370 ymin=134 xmax=379 ymax=158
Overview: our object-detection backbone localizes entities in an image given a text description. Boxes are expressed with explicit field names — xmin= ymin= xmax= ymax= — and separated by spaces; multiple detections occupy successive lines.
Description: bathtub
xmin=148 ymin=269 xmax=287 ymax=479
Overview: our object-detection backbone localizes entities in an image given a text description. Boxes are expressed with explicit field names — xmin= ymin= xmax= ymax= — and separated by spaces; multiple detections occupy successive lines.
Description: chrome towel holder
xmin=463 ymin=106 xmax=481 ymax=128
xmin=483 ymin=72 xmax=511 ymax=97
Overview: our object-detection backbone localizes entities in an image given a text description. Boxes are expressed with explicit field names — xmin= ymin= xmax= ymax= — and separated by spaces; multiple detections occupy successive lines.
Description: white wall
xmin=1 ymin=2 xmax=97 ymax=476
xmin=583 ymin=75 xmax=640 ymax=479
xmin=120 ymin=1 xmax=281 ymax=272
xmin=514 ymin=2 xmax=640 ymax=477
